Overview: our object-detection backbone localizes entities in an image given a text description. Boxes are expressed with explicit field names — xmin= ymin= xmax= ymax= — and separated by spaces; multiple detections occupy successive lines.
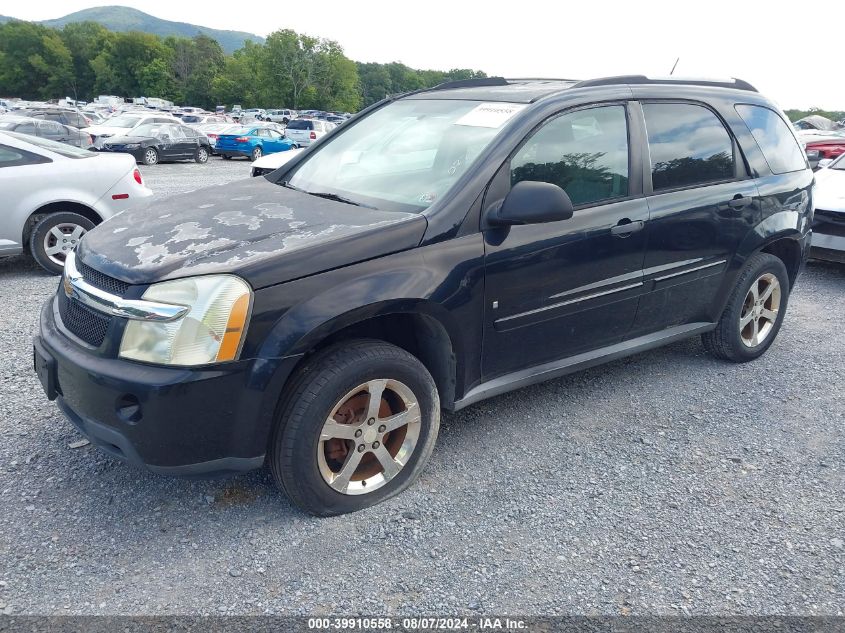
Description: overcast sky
xmin=8 ymin=0 xmax=842 ymax=109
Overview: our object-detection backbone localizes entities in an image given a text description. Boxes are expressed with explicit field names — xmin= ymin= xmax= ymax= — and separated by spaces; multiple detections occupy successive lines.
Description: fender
xmin=247 ymin=234 xmax=486 ymax=392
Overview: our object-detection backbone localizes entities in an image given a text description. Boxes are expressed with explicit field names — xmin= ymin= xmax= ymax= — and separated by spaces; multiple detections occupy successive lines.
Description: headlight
xmin=124 ymin=143 xmax=140 ymax=149
xmin=119 ymin=275 xmax=252 ymax=366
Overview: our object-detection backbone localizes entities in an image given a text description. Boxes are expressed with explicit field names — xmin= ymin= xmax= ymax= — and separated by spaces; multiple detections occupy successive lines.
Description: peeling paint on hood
xmin=78 ymin=177 xmax=427 ymax=289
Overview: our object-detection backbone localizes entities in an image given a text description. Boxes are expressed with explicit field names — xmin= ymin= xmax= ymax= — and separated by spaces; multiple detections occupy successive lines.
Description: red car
xmin=805 ymin=133 xmax=845 ymax=168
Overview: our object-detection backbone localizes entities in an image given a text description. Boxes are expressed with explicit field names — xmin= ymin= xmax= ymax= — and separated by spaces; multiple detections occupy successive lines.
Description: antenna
xmin=670 ymin=57 xmax=680 ymax=75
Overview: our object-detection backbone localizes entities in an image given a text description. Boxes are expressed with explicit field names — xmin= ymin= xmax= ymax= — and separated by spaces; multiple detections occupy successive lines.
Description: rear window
xmin=223 ymin=127 xmax=254 ymax=136
xmin=287 ymin=120 xmax=314 ymax=130
xmin=643 ymin=103 xmax=735 ymax=191
xmin=735 ymin=105 xmax=807 ymax=174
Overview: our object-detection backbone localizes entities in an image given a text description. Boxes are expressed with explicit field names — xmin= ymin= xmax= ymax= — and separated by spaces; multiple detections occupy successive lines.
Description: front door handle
xmin=611 ymin=219 xmax=645 ymax=237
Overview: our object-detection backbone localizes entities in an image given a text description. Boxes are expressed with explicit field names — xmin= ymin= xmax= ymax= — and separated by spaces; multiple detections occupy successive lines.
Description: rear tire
xmin=194 ymin=146 xmax=209 ymax=163
xmin=702 ymin=252 xmax=790 ymax=362
xmin=222 ymin=155 xmax=232 ymax=160
xmin=251 ymin=146 xmax=263 ymax=160
xmin=270 ymin=340 xmax=440 ymax=517
xmin=142 ymin=147 xmax=158 ymax=166
xmin=29 ymin=212 xmax=95 ymax=275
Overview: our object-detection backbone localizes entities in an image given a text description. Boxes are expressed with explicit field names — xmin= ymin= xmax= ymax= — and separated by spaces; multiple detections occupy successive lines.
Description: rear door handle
xmin=610 ymin=219 xmax=645 ymax=237
xmin=720 ymin=195 xmax=754 ymax=212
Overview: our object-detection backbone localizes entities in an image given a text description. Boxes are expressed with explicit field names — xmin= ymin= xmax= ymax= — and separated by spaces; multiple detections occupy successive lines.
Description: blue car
xmin=216 ymin=125 xmax=296 ymax=160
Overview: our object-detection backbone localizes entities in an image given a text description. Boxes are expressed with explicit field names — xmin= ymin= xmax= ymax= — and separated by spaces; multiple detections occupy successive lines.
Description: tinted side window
xmin=510 ymin=105 xmax=629 ymax=206
xmin=643 ymin=103 xmax=735 ymax=191
xmin=735 ymin=104 xmax=807 ymax=174
xmin=16 ymin=121 xmax=37 ymax=135
xmin=0 ymin=144 xmax=50 ymax=167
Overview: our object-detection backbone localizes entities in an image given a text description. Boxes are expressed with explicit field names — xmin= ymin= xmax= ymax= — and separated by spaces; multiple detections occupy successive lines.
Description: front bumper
xmin=812 ymin=211 xmax=845 ymax=261
xmin=98 ymin=146 xmax=146 ymax=162
xmin=35 ymin=297 xmax=298 ymax=477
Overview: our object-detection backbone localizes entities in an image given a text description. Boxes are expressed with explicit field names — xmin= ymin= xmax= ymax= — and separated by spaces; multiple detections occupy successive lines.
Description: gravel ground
xmin=0 ymin=161 xmax=843 ymax=616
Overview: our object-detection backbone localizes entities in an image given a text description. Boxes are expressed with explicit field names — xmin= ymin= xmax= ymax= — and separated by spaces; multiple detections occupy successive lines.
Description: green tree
xmin=60 ymin=21 xmax=111 ymax=101
xmin=0 ymin=21 xmax=73 ymax=99
xmin=92 ymin=31 xmax=172 ymax=98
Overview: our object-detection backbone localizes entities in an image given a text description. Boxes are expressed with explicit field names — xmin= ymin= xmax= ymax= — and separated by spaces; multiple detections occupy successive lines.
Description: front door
xmin=482 ymin=103 xmax=649 ymax=379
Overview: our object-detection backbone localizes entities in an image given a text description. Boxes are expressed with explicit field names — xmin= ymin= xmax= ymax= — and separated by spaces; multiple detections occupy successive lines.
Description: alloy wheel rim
xmin=145 ymin=149 xmax=157 ymax=164
xmin=740 ymin=272 xmax=781 ymax=348
xmin=198 ymin=149 xmax=208 ymax=162
xmin=317 ymin=379 xmax=421 ymax=495
xmin=43 ymin=223 xmax=86 ymax=266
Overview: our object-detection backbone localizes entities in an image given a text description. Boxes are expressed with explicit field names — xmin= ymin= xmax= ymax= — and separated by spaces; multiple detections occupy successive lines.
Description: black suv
xmin=34 ymin=76 xmax=813 ymax=516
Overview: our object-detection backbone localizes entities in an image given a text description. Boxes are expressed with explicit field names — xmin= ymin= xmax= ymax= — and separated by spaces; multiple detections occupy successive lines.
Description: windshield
xmin=286 ymin=99 xmax=522 ymax=212
xmin=104 ymin=115 xmax=143 ymax=128
xmin=132 ymin=123 xmax=177 ymax=137
xmin=5 ymin=130 xmax=94 ymax=159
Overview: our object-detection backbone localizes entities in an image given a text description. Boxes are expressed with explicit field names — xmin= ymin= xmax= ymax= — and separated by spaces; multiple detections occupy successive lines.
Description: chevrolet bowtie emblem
xmin=63 ymin=268 xmax=80 ymax=298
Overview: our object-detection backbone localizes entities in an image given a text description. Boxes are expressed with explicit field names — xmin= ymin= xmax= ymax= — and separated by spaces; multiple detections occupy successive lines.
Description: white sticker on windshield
xmin=454 ymin=103 xmax=526 ymax=128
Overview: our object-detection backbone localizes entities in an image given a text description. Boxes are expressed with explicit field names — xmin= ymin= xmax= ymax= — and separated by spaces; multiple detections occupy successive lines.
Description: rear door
xmin=482 ymin=103 xmax=649 ymax=378
xmin=629 ymin=101 xmax=760 ymax=336
xmin=179 ymin=125 xmax=203 ymax=155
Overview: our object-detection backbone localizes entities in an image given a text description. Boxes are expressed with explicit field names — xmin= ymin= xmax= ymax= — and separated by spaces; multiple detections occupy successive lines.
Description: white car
xmin=812 ymin=153 xmax=845 ymax=261
xmin=265 ymin=109 xmax=296 ymax=123
xmin=250 ymin=147 xmax=304 ymax=177
xmin=82 ymin=112 xmax=180 ymax=145
xmin=0 ymin=131 xmax=153 ymax=274
xmin=284 ymin=119 xmax=334 ymax=147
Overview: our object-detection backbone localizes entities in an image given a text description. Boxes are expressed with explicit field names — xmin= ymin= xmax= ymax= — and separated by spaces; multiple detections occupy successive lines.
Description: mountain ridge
xmin=3 ymin=6 xmax=263 ymax=54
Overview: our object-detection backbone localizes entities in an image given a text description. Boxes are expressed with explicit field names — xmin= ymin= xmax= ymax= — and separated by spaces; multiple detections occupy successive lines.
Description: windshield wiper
xmin=282 ymin=182 xmax=373 ymax=208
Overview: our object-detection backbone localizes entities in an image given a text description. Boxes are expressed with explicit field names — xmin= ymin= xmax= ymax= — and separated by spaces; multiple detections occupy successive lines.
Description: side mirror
xmin=490 ymin=181 xmax=575 ymax=226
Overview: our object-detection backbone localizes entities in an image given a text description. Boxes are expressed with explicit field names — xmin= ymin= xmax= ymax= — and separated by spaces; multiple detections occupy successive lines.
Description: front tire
xmin=29 ymin=212 xmax=95 ymax=275
xmin=702 ymin=252 xmax=790 ymax=362
xmin=142 ymin=147 xmax=159 ymax=166
xmin=251 ymin=146 xmax=263 ymax=160
xmin=270 ymin=340 xmax=440 ymax=517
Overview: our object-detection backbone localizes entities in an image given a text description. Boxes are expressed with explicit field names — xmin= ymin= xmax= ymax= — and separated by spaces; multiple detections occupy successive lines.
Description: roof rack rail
xmin=572 ymin=75 xmax=758 ymax=92
xmin=429 ymin=77 xmax=510 ymax=91
xmin=505 ymin=77 xmax=580 ymax=83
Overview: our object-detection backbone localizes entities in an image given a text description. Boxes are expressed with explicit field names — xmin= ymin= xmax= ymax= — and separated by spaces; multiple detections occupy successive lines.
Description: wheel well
xmin=761 ymin=238 xmax=801 ymax=287
xmin=23 ymin=202 xmax=102 ymax=246
xmin=294 ymin=313 xmax=457 ymax=409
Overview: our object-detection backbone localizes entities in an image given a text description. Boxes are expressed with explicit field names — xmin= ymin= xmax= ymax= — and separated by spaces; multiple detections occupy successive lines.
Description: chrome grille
xmin=76 ymin=259 xmax=130 ymax=296
xmin=57 ymin=290 xmax=111 ymax=347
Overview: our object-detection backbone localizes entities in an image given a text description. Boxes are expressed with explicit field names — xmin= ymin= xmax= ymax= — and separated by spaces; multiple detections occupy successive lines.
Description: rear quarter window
xmin=0 ymin=143 xmax=51 ymax=167
xmin=735 ymin=104 xmax=808 ymax=174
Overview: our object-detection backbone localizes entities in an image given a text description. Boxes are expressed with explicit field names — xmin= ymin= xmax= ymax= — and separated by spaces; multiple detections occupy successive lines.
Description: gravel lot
xmin=0 ymin=160 xmax=843 ymax=616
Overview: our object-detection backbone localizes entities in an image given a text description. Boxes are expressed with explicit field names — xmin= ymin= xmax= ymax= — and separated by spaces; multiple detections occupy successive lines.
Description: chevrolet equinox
xmin=34 ymin=76 xmax=814 ymax=515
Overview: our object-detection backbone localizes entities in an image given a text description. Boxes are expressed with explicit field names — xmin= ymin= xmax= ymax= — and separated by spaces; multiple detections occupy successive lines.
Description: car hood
xmin=252 ymin=147 xmax=304 ymax=169
xmin=77 ymin=177 xmax=427 ymax=290
xmin=815 ymin=168 xmax=845 ymax=212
